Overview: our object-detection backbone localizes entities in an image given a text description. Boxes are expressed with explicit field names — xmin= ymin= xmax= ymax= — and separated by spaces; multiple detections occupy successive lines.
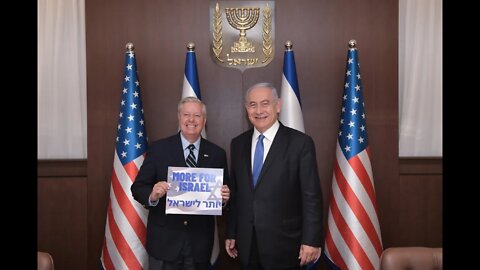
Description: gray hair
xmin=245 ymin=82 xmax=279 ymax=105
xmin=178 ymin=96 xmax=207 ymax=118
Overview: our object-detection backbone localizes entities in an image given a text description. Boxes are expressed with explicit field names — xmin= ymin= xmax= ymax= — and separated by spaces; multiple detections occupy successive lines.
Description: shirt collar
xmin=253 ymin=120 xmax=280 ymax=142
xmin=180 ymin=133 xmax=201 ymax=150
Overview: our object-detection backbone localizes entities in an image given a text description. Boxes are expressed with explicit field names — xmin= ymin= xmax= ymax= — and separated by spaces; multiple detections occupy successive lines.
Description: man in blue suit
xmin=225 ymin=83 xmax=323 ymax=270
xmin=131 ymin=96 xmax=230 ymax=270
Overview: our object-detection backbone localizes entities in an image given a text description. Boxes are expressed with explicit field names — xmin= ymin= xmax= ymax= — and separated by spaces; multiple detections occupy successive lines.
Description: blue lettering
xmin=199 ymin=173 xmax=215 ymax=182
xmin=177 ymin=182 xmax=213 ymax=192
xmin=172 ymin=172 xmax=181 ymax=181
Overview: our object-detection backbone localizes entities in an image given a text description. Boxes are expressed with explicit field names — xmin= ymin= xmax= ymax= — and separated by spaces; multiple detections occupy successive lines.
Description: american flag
xmin=101 ymin=43 xmax=149 ymax=270
xmin=279 ymin=41 xmax=305 ymax=133
xmin=324 ymin=41 xmax=383 ymax=270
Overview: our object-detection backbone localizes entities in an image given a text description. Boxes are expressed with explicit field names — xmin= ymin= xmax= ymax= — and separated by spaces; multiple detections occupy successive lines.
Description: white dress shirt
xmin=251 ymin=120 xmax=280 ymax=171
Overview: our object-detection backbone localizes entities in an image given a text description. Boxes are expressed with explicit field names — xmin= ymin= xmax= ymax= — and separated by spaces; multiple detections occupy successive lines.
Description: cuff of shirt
xmin=148 ymin=195 xmax=159 ymax=207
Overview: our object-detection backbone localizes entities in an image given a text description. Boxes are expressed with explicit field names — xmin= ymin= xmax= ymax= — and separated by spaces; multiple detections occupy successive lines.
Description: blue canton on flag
xmin=338 ymin=47 xmax=369 ymax=159
xmin=116 ymin=50 xmax=148 ymax=163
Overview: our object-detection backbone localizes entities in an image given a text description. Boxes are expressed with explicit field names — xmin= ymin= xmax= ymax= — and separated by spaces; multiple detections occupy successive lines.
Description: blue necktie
xmin=252 ymin=134 xmax=265 ymax=187
xmin=186 ymin=144 xmax=197 ymax=167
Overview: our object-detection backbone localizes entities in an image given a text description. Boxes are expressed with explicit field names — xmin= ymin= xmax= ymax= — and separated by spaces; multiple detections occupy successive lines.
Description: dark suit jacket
xmin=131 ymin=132 xmax=229 ymax=263
xmin=227 ymin=123 xmax=323 ymax=269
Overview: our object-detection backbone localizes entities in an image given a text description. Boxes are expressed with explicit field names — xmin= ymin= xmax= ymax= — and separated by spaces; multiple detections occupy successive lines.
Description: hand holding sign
xmin=150 ymin=181 xmax=170 ymax=201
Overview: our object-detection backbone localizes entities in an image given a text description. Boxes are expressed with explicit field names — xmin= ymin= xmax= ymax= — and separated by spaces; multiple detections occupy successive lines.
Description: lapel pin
xmin=204 ymin=154 xmax=209 ymax=157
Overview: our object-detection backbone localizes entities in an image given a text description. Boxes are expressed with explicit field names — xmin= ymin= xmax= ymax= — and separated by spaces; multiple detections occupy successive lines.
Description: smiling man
xmin=226 ymin=83 xmax=324 ymax=270
xmin=131 ymin=96 xmax=230 ymax=270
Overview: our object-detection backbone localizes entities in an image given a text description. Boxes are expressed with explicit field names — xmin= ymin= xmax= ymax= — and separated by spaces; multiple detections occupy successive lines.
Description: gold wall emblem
xmin=210 ymin=1 xmax=275 ymax=72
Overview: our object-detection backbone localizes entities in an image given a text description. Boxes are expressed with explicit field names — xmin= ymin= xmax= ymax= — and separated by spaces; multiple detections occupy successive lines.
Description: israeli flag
xmin=182 ymin=43 xmax=207 ymax=138
xmin=182 ymin=44 xmax=218 ymax=268
xmin=279 ymin=42 xmax=305 ymax=133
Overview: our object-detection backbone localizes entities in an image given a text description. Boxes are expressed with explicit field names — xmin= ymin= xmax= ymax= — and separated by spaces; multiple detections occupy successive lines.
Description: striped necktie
xmin=186 ymin=144 xmax=197 ymax=167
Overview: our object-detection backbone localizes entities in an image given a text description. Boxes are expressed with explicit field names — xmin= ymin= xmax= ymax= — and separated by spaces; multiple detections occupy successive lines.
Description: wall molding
xmin=38 ymin=159 xmax=88 ymax=177
xmin=399 ymin=157 xmax=442 ymax=175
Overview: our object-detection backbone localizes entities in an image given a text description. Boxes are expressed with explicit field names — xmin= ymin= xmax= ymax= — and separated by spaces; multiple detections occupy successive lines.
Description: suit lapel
xmin=197 ymin=138 xmax=209 ymax=167
xmin=255 ymin=124 xmax=288 ymax=188
xmin=173 ymin=133 xmax=188 ymax=167
xmin=240 ymin=130 xmax=255 ymax=190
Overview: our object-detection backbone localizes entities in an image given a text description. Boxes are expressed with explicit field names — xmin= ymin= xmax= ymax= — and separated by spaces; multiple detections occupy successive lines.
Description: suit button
xmin=183 ymin=221 xmax=188 ymax=226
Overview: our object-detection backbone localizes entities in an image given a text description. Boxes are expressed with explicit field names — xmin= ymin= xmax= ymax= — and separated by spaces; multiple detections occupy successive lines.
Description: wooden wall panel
xmin=397 ymin=158 xmax=442 ymax=247
xmin=38 ymin=160 xmax=87 ymax=270
xmin=85 ymin=0 xmax=398 ymax=269
xmin=397 ymin=174 xmax=442 ymax=247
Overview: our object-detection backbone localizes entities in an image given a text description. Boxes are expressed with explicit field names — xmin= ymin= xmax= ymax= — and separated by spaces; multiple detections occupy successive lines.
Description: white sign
xmin=166 ymin=166 xmax=224 ymax=215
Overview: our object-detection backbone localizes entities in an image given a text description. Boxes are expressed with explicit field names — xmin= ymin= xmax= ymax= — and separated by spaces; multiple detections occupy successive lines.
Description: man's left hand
xmin=298 ymin=244 xmax=321 ymax=266
xmin=221 ymin=185 xmax=230 ymax=203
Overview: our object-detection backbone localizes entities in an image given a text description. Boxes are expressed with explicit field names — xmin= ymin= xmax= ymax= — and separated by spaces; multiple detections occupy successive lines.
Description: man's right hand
xmin=149 ymin=181 xmax=170 ymax=202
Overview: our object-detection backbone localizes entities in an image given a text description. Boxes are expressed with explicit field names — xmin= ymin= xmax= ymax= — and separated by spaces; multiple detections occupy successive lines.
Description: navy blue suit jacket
xmin=131 ymin=132 xmax=229 ymax=263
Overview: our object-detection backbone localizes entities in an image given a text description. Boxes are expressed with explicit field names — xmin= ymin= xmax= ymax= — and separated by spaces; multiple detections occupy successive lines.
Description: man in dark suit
xmin=131 ymin=96 xmax=230 ymax=270
xmin=225 ymin=83 xmax=323 ymax=270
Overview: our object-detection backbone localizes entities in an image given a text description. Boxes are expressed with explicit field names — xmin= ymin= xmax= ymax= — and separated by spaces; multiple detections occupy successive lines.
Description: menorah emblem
xmin=209 ymin=1 xmax=275 ymax=71
xmin=225 ymin=7 xmax=260 ymax=53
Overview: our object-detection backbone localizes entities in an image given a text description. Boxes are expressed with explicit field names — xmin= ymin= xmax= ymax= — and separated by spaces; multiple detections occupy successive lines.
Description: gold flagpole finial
xmin=187 ymin=42 xmax=195 ymax=52
xmin=348 ymin=40 xmax=357 ymax=48
xmin=126 ymin=43 xmax=135 ymax=52
xmin=285 ymin=40 xmax=293 ymax=51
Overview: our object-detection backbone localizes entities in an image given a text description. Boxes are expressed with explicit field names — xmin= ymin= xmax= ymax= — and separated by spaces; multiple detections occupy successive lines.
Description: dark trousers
xmin=148 ymin=237 xmax=209 ymax=270
xmin=242 ymin=229 xmax=306 ymax=270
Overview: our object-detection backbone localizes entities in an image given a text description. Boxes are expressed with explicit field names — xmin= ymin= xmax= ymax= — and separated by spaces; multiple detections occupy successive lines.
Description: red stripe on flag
xmin=124 ymin=160 xmax=140 ymax=183
xmin=335 ymin=161 xmax=383 ymax=256
xmin=102 ymin=237 xmax=115 ymax=270
xmin=349 ymin=153 xmax=379 ymax=213
xmin=325 ymin=212 xmax=349 ymax=269
xmin=329 ymin=188 xmax=375 ymax=269
xmin=107 ymin=203 xmax=143 ymax=270
xmin=112 ymin=167 xmax=147 ymax=247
